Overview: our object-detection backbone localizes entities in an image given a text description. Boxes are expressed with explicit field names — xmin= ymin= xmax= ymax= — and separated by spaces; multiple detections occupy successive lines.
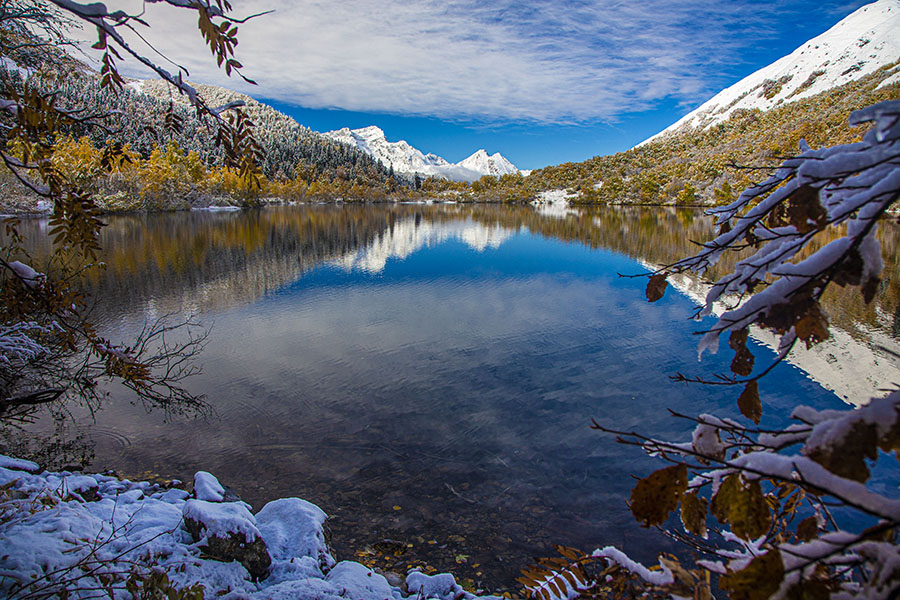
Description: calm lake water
xmin=11 ymin=204 xmax=900 ymax=593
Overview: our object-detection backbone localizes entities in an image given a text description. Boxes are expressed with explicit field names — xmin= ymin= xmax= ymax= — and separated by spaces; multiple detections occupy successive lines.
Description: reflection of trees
xmin=460 ymin=205 xmax=900 ymax=337
xmin=10 ymin=205 xmax=898 ymax=335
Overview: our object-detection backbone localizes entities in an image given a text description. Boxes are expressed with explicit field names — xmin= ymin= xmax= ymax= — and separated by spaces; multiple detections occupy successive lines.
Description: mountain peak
xmin=354 ymin=125 xmax=385 ymax=139
xmin=643 ymin=0 xmax=900 ymax=144
xmin=323 ymin=128 xmax=519 ymax=182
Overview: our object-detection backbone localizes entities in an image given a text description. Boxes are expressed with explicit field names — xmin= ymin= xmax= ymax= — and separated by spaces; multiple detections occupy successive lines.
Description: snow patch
xmin=531 ymin=189 xmax=578 ymax=219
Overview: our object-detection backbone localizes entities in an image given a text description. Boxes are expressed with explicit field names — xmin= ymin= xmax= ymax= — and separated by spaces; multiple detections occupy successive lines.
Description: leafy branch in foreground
xmin=522 ymin=101 xmax=900 ymax=600
xmin=0 ymin=1 xmax=266 ymax=448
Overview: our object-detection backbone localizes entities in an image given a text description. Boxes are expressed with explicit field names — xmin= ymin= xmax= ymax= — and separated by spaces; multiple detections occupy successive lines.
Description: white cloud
xmin=89 ymin=0 xmax=851 ymax=123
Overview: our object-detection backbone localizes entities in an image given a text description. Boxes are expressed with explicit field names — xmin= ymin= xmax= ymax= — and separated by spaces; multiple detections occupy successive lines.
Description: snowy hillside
xmin=644 ymin=0 xmax=900 ymax=143
xmin=324 ymin=126 xmax=519 ymax=182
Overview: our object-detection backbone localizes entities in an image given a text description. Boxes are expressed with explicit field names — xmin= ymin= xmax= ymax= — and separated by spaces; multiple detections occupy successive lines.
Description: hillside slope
xmin=471 ymin=60 xmax=899 ymax=205
xmin=645 ymin=0 xmax=900 ymax=143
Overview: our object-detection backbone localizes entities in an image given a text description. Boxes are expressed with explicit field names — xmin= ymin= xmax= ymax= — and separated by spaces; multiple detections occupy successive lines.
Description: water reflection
xmin=8 ymin=204 xmax=900 ymax=593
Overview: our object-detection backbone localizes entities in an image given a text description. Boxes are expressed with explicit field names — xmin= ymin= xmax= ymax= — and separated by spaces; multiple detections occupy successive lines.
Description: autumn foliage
xmin=521 ymin=101 xmax=900 ymax=600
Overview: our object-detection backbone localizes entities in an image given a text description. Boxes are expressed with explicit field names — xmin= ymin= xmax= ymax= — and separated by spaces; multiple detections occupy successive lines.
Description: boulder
xmin=325 ymin=561 xmax=394 ymax=600
xmin=183 ymin=498 xmax=271 ymax=581
xmin=256 ymin=497 xmax=335 ymax=571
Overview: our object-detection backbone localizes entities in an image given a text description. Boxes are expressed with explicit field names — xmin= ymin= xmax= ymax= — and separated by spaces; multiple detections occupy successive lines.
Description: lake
xmin=10 ymin=203 xmax=900 ymax=594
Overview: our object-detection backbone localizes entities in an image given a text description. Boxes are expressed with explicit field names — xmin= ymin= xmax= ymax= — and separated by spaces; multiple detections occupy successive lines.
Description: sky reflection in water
xmin=51 ymin=206 xmax=857 ymax=592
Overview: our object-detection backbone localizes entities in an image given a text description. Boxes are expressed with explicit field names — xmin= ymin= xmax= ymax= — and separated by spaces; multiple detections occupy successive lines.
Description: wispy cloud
xmin=102 ymin=0 xmax=862 ymax=124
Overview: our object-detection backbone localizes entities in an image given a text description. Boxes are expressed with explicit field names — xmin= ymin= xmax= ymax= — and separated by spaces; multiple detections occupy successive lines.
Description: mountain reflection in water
xmin=10 ymin=204 xmax=900 ymax=593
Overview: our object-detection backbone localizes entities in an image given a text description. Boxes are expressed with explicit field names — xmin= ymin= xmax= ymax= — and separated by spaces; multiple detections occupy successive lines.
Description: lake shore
xmin=0 ymin=453 xmax=503 ymax=600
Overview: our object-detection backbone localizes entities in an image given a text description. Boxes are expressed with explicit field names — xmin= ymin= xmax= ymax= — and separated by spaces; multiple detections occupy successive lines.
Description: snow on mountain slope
xmin=644 ymin=0 xmax=900 ymax=144
xmin=457 ymin=149 xmax=519 ymax=177
xmin=324 ymin=126 xmax=519 ymax=182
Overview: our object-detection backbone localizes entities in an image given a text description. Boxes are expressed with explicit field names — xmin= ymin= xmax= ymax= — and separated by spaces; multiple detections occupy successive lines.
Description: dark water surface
xmin=13 ymin=204 xmax=899 ymax=594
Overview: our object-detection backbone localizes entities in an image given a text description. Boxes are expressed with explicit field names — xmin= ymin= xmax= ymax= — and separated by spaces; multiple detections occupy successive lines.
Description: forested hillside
xmin=461 ymin=60 xmax=900 ymax=205
xmin=0 ymin=57 xmax=409 ymax=211
xmin=44 ymin=73 xmax=395 ymax=184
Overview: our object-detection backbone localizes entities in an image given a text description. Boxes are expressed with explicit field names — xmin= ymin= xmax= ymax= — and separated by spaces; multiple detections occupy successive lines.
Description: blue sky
xmin=114 ymin=0 xmax=875 ymax=170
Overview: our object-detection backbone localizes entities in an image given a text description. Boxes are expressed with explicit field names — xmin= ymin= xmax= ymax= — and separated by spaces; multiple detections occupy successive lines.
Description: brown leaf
xmin=787 ymin=184 xmax=827 ymax=234
xmin=795 ymin=302 xmax=829 ymax=349
xmin=832 ymin=249 xmax=864 ymax=287
xmin=805 ymin=420 xmax=877 ymax=482
xmin=728 ymin=329 xmax=755 ymax=376
xmin=646 ymin=274 xmax=668 ymax=302
xmin=862 ymin=276 xmax=880 ymax=304
xmin=720 ymin=549 xmax=784 ymax=600
xmin=782 ymin=579 xmax=832 ymax=600
xmin=759 ymin=302 xmax=795 ymax=334
xmin=680 ymin=491 xmax=708 ymax=538
xmin=629 ymin=463 xmax=688 ymax=527
xmin=737 ymin=381 xmax=762 ymax=424
xmin=710 ymin=474 xmax=771 ymax=541
xmin=796 ymin=516 xmax=818 ymax=542
xmin=659 ymin=556 xmax=695 ymax=587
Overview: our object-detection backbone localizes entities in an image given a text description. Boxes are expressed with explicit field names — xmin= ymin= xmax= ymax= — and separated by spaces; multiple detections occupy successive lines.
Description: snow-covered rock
xmin=256 ymin=497 xmax=335 ymax=571
xmin=406 ymin=571 xmax=471 ymax=600
xmin=323 ymin=126 xmax=520 ymax=182
xmin=0 ymin=454 xmax=39 ymax=472
xmin=0 ymin=459 xmax=502 ymax=600
xmin=183 ymin=498 xmax=272 ymax=581
xmin=326 ymin=562 xmax=395 ymax=600
xmin=193 ymin=470 xmax=226 ymax=501
xmin=643 ymin=0 xmax=900 ymax=144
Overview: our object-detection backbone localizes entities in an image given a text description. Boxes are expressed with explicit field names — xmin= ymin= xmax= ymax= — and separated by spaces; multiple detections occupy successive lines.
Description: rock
xmin=379 ymin=570 xmax=405 ymax=589
xmin=407 ymin=571 xmax=471 ymax=600
xmin=325 ymin=561 xmax=394 ymax=600
xmin=192 ymin=471 xmax=226 ymax=501
xmin=256 ymin=497 xmax=335 ymax=571
xmin=0 ymin=454 xmax=39 ymax=473
xmin=182 ymin=499 xmax=271 ymax=581
xmin=61 ymin=475 xmax=100 ymax=502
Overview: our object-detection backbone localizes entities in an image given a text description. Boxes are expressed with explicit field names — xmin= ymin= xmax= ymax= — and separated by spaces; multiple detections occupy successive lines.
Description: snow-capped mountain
xmin=644 ymin=0 xmax=900 ymax=144
xmin=323 ymin=126 xmax=519 ymax=182
xmin=457 ymin=149 xmax=519 ymax=177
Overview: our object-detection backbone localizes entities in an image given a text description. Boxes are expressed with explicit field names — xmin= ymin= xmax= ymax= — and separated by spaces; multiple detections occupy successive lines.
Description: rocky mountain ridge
xmin=324 ymin=126 xmax=519 ymax=182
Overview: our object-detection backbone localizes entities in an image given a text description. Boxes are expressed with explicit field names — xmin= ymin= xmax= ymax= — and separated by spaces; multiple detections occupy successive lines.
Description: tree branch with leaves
xmin=521 ymin=101 xmax=900 ymax=600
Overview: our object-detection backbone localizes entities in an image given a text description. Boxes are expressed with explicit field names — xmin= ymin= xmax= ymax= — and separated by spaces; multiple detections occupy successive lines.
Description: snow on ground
xmin=531 ymin=189 xmax=579 ymax=219
xmin=0 ymin=456 xmax=501 ymax=600
xmin=126 ymin=79 xmax=146 ymax=95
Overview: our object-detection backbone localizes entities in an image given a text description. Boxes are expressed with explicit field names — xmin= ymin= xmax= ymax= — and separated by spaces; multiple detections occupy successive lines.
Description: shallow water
xmin=11 ymin=204 xmax=900 ymax=593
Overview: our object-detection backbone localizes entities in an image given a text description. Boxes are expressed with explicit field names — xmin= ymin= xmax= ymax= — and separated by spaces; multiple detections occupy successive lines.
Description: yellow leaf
xmin=680 ymin=491 xmax=708 ymax=538
xmin=720 ymin=549 xmax=784 ymax=600
xmin=710 ymin=474 xmax=771 ymax=541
